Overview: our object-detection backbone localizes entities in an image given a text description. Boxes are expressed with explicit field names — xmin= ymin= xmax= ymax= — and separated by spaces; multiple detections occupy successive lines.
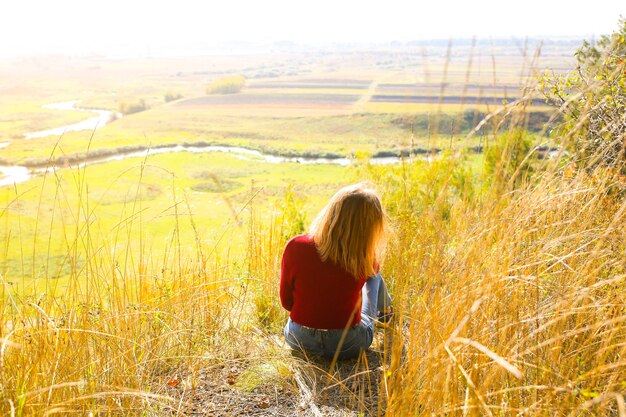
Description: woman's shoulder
xmin=286 ymin=233 xmax=315 ymax=248
xmin=283 ymin=234 xmax=316 ymax=261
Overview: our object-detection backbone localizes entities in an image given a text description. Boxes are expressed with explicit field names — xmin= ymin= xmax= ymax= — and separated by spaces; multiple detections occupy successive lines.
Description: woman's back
xmin=280 ymin=234 xmax=366 ymax=330
xmin=280 ymin=183 xmax=392 ymax=358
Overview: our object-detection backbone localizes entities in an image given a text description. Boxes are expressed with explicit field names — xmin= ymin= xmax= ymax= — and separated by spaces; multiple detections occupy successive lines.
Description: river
xmin=0 ymin=100 xmax=405 ymax=187
xmin=0 ymin=144 xmax=404 ymax=187
xmin=24 ymin=100 xmax=119 ymax=140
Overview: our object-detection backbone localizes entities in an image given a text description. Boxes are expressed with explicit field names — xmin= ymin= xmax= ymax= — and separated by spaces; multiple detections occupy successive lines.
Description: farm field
xmin=1 ymin=150 xmax=353 ymax=293
xmin=1 ymin=24 xmax=625 ymax=417
xmin=0 ymin=41 xmax=576 ymax=289
xmin=0 ymin=42 xmax=572 ymax=155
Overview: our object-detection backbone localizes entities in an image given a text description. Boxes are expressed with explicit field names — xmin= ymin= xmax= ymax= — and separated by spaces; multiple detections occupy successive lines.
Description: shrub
xmin=164 ymin=91 xmax=183 ymax=102
xmin=540 ymin=19 xmax=626 ymax=172
xmin=206 ymin=74 xmax=246 ymax=94
xmin=484 ymin=130 xmax=535 ymax=188
xmin=118 ymin=98 xmax=149 ymax=115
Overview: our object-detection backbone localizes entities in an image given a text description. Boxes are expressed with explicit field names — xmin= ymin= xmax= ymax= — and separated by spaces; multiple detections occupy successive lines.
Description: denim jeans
xmin=283 ymin=273 xmax=392 ymax=359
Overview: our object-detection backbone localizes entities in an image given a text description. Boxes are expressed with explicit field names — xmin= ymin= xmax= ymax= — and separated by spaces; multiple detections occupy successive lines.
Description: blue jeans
xmin=283 ymin=273 xmax=392 ymax=359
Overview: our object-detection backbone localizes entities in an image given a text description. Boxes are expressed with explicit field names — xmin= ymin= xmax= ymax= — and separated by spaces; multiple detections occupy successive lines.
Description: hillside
xmin=1 ymin=25 xmax=625 ymax=416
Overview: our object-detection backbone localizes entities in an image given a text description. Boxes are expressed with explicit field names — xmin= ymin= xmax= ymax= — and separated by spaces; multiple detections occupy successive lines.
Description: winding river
xmin=0 ymin=144 xmax=403 ymax=187
xmin=24 ymin=100 xmax=119 ymax=140
xmin=0 ymin=101 xmax=404 ymax=187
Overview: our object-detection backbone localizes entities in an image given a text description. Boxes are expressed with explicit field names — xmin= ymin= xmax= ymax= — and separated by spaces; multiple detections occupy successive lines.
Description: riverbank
xmin=23 ymin=100 xmax=120 ymax=140
xmin=1 ymin=141 xmax=441 ymax=169
xmin=0 ymin=140 xmax=560 ymax=187
xmin=0 ymin=141 xmax=429 ymax=187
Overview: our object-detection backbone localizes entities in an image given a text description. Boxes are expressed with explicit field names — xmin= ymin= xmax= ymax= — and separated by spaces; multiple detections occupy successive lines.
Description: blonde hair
xmin=309 ymin=183 xmax=387 ymax=279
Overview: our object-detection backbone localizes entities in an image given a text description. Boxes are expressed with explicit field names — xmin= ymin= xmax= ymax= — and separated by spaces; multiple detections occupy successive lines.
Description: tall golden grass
xmin=1 ymin=33 xmax=625 ymax=416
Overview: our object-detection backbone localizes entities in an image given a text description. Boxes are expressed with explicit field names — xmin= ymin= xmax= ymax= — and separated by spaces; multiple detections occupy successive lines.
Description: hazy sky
xmin=0 ymin=0 xmax=624 ymax=56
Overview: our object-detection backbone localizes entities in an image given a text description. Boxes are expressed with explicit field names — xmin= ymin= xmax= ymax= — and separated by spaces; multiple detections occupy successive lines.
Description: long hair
xmin=309 ymin=183 xmax=387 ymax=279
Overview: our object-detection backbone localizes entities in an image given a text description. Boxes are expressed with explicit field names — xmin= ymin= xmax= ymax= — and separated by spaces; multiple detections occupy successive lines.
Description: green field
xmin=2 ymin=31 xmax=626 ymax=416
xmin=0 ymin=44 xmax=572 ymax=155
xmin=0 ymin=44 xmax=574 ymax=288
xmin=1 ymin=151 xmax=355 ymax=292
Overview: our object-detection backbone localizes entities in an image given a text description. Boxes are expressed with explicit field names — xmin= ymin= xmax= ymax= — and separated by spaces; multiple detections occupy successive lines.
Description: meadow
xmin=1 ymin=34 xmax=625 ymax=416
xmin=1 ymin=43 xmax=563 ymax=284
xmin=0 ymin=43 xmax=568 ymax=160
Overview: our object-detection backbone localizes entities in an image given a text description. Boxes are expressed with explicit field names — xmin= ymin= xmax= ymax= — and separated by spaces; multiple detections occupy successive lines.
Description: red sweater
xmin=280 ymin=234 xmax=366 ymax=330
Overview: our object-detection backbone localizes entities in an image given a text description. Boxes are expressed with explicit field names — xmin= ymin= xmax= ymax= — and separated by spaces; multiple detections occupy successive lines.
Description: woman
xmin=280 ymin=183 xmax=392 ymax=359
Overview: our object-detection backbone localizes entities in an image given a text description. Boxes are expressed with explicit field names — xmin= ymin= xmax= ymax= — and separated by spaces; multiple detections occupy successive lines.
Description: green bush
xmin=540 ymin=19 xmax=626 ymax=172
xmin=206 ymin=74 xmax=246 ymax=94
xmin=118 ymin=99 xmax=149 ymax=115
xmin=164 ymin=91 xmax=183 ymax=102
xmin=484 ymin=130 xmax=535 ymax=188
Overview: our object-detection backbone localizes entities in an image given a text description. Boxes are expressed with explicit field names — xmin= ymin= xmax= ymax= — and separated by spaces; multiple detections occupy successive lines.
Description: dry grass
xmin=1 ymin=38 xmax=625 ymax=416
xmin=379 ymin=168 xmax=625 ymax=416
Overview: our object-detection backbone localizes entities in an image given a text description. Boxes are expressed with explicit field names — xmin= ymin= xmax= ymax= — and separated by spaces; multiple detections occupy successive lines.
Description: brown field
xmin=0 ymin=41 xmax=577 ymax=166
xmin=176 ymin=92 xmax=360 ymax=106
xmin=376 ymin=82 xmax=524 ymax=95
xmin=247 ymin=79 xmax=372 ymax=89
xmin=370 ymin=94 xmax=548 ymax=105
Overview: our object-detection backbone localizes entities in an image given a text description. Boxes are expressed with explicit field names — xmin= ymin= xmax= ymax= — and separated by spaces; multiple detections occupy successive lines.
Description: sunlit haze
xmin=1 ymin=0 xmax=624 ymax=57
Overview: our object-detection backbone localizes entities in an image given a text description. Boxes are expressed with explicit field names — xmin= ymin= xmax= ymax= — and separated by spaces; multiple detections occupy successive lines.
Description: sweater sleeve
xmin=279 ymin=241 xmax=294 ymax=311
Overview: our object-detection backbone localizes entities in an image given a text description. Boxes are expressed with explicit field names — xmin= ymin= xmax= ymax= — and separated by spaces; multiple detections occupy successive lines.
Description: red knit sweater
xmin=280 ymin=234 xmax=366 ymax=330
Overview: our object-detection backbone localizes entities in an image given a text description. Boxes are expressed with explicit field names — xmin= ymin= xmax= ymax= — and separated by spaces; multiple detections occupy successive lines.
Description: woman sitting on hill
xmin=280 ymin=183 xmax=393 ymax=359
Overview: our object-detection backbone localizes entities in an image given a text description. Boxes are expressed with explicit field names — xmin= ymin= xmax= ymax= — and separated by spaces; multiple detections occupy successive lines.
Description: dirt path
xmin=352 ymin=79 xmax=380 ymax=112
xmin=161 ymin=335 xmax=390 ymax=416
